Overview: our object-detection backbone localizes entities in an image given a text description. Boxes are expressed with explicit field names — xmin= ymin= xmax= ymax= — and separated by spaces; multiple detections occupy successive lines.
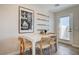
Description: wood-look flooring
xmin=36 ymin=43 xmax=79 ymax=55
xmin=54 ymin=43 xmax=79 ymax=55
xmin=23 ymin=43 xmax=79 ymax=55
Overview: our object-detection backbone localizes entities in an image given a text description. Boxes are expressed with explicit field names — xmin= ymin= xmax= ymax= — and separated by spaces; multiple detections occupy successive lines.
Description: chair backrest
xmin=18 ymin=36 xmax=25 ymax=55
xmin=48 ymin=33 xmax=57 ymax=45
xmin=18 ymin=36 xmax=32 ymax=54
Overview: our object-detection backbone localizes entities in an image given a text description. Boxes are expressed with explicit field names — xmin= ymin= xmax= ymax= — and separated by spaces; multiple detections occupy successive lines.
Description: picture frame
xmin=18 ymin=6 xmax=34 ymax=33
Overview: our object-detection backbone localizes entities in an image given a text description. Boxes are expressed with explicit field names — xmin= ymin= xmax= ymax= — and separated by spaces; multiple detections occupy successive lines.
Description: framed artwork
xmin=19 ymin=6 xmax=34 ymax=33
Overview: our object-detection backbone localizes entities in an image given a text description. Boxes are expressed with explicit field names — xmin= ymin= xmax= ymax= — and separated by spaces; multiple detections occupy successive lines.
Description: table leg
xmin=54 ymin=38 xmax=57 ymax=52
xmin=50 ymin=45 xmax=53 ymax=55
xmin=32 ymin=42 xmax=35 ymax=55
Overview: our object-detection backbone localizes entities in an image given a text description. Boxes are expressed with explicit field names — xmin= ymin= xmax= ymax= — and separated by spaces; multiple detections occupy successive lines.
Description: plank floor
xmin=54 ymin=43 xmax=79 ymax=55
xmin=36 ymin=43 xmax=79 ymax=55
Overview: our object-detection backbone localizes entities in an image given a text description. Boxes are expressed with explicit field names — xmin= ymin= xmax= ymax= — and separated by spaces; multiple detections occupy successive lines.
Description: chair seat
xmin=50 ymin=41 xmax=56 ymax=45
xmin=25 ymin=44 xmax=32 ymax=49
xmin=36 ymin=38 xmax=50 ymax=49
xmin=36 ymin=37 xmax=56 ymax=48
xmin=24 ymin=39 xmax=32 ymax=49
xmin=36 ymin=41 xmax=55 ymax=48
xmin=49 ymin=38 xmax=56 ymax=45
xmin=36 ymin=42 xmax=50 ymax=49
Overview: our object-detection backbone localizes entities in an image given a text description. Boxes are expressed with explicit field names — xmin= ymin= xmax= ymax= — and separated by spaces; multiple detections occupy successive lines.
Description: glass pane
xmin=59 ymin=16 xmax=70 ymax=40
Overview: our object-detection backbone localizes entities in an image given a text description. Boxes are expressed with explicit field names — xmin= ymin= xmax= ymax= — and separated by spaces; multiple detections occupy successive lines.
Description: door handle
xmin=68 ymin=27 xmax=72 ymax=32
xmin=68 ymin=30 xmax=72 ymax=32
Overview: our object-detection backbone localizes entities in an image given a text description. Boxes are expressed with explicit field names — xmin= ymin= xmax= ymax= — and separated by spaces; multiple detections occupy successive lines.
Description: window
xmin=59 ymin=16 xmax=70 ymax=40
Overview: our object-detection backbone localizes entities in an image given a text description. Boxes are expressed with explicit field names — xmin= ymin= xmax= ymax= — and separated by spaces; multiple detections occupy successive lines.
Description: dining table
xmin=24 ymin=33 xmax=57 ymax=55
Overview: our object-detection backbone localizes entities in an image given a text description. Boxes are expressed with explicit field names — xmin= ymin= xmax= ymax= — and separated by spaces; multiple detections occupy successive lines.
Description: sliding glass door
xmin=59 ymin=16 xmax=70 ymax=40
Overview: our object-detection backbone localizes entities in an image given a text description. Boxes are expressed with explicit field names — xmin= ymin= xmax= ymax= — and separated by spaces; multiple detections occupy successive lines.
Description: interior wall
xmin=55 ymin=5 xmax=79 ymax=47
xmin=0 ymin=4 xmax=55 ymax=40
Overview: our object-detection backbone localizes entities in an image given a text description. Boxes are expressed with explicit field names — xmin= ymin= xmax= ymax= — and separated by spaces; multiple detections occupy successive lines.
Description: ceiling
xmin=33 ymin=4 xmax=77 ymax=12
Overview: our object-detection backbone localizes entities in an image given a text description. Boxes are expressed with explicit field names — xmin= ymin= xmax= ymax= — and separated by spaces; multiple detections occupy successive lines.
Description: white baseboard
xmin=72 ymin=44 xmax=79 ymax=48
xmin=58 ymin=40 xmax=71 ymax=45
xmin=59 ymin=40 xmax=79 ymax=48
xmin=7 ymin=51 xmax=19 ymax=55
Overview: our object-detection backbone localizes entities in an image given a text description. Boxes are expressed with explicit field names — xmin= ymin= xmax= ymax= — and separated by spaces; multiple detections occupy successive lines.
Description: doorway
xmin=57 ymin=14 xmax=73 ymax=44
xmin=59 ymin=16 xmax=70 ymax=40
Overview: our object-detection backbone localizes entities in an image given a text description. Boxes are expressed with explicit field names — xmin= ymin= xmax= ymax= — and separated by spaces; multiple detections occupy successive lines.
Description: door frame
xmin=56 ymin=13 xmax=73 ymax=45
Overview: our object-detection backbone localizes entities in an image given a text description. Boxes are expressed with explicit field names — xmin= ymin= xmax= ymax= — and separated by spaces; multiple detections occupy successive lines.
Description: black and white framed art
xmin=19 ymin=6 xmax=34 ymax=33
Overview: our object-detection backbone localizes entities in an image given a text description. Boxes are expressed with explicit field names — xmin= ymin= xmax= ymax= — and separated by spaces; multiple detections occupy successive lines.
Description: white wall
xmin=0 ymin=4 xmax=55 ymax=40
xmin=55 ymin=5 xmax=79 ymax=47
xmin=49 ymin=12 xmax=55 ymax=32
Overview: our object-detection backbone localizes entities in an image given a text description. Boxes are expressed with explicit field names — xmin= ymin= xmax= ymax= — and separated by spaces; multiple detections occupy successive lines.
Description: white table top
xmin=25 ymin=33 xmax=56 ymax=43
xmin=24 ymin=33 xmax=56 ymax=55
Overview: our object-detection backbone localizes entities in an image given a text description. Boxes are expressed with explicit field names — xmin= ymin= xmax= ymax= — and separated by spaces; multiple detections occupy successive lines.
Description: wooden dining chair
xmin=36 ymin=37 xmax=50 ymax=55
xmin=36 ymin=33 xmax=57 ymax=55
xmin=18 ymin=36 xmax=25 ymax=55
xmin=18 ymin=36 xmax=32 ymax=55
xmin=49 ymin=35 xmax=57 ymax=54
